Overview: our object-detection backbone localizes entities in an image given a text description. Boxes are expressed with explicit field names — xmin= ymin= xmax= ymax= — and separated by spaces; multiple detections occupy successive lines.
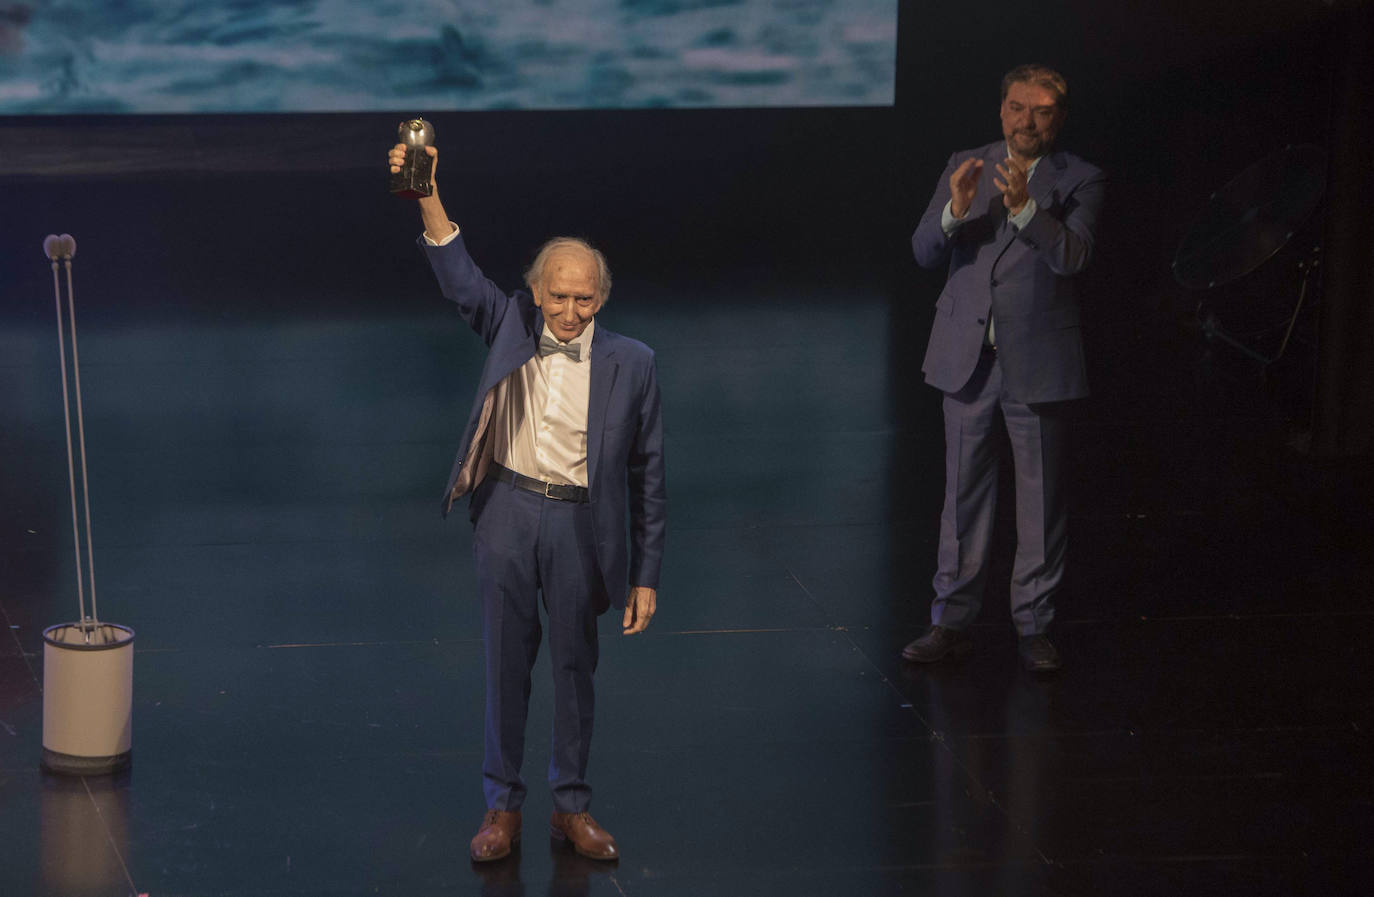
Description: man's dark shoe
xmin=470 ymin=809 xmax=521 ymax=862
xmin=1018 ymin=634 xmax=1062 ymax=672
xmin=550 ymin=811 xmax=619 ymax=860
xmin=901 ymin=625 xmax=972 ymax=663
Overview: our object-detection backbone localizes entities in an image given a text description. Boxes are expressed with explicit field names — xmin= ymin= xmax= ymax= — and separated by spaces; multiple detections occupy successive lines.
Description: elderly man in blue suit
xmin=903 ymin=64 xmax=1104 ymax=673
xmin=388 ymin=144 xmax=665 ymax=862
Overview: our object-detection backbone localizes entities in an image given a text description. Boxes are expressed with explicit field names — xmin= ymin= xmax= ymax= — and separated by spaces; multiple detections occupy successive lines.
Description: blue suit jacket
xmin=912 ymin=141 xmax=1106 ymax=403
xmin=421 ymin=235 xmax=666 ymax=610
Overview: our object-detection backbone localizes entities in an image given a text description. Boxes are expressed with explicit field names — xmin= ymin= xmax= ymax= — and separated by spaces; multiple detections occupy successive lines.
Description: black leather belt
xmin=492 ymin=464 xmax=589 ymax=503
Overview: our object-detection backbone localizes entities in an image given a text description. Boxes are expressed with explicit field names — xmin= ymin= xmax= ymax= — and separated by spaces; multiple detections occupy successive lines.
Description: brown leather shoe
xmin=470 ymin=809 xmax=521 ymax=862
xmin=550 ymin=811 xmax=619 ymax=860
xmin=901 ymin=625 xmax=972 ymax=663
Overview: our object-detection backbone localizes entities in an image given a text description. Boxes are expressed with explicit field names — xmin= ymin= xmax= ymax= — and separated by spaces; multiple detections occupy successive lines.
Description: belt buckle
xmin=543 ymin=481 xmax=556 ymax=499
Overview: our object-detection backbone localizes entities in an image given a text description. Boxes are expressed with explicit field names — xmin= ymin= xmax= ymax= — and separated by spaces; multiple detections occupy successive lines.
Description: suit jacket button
xmin=990 ymin=278 xmax=999 ymax=287
xmin=976 ymin=318 xmax=986 ymax=325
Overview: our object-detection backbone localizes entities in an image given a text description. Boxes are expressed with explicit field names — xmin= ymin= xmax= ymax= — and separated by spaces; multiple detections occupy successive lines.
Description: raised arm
xmin=912 ymin=151 xmax=984 ymax=270
xmin=388 ymin=144 xmax=515 ymax=344
xmin=388 ymin=144 xmax=454 ymax=242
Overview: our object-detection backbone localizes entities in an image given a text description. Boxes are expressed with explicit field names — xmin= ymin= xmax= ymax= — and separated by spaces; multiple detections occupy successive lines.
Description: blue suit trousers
xmin=471 ymin=476 xmax=604 ymax=814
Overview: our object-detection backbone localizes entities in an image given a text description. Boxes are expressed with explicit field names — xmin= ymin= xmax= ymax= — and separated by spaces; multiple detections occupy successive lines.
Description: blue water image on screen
xmin=0 ymin=0 xmax=896 ymax=114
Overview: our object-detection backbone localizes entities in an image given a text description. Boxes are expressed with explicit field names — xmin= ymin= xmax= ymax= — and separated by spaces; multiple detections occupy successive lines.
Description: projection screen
xmin=0 ymin=1 xmax=897 ymax=113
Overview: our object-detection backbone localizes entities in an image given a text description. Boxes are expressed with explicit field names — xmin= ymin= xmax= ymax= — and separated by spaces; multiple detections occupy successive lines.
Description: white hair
xmin=524 ymin=237 xmax=612 ymax=304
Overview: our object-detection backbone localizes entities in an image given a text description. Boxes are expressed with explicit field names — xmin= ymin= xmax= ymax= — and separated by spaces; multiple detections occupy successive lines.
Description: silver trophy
xmin=389 ymin=118 xmax=436 ymax=198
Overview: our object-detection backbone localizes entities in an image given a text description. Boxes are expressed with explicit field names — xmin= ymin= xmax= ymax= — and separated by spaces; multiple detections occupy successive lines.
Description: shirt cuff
xmin=1007 ymin=198 xmax=1037 ymax=231
xmin=940 ymin=200 xmax=966 ymax=236
xmin=422 ymin=223 xmax=461 ymax=246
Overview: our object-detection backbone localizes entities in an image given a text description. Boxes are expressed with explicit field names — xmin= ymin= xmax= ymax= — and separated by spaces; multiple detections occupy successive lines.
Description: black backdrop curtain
xmin=1312 ymin=1 xmax=1374 ymax=458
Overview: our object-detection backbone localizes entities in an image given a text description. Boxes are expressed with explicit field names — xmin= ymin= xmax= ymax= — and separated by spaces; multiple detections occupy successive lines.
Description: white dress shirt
xmin=491 ymin=321 xmax=593 ymax=487
xmin=425 ymin=223 xmax=592 ymax=487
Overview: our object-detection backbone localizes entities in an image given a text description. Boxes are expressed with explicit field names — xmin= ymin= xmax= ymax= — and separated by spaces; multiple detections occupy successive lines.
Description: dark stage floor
xmin=2 ymin=169 xmax=1372 ymax=897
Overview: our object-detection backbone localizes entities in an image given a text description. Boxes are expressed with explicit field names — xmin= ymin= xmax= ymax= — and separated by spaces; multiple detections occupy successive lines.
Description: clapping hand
xmin=993 ymin=157 xmax=1029 ymax=215
xmin=948 ymin=157 xmax=983 ymax=219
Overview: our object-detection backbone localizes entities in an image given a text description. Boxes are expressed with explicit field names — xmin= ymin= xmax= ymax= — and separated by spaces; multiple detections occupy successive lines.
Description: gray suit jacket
xmin=911 ymin=141 xmax=1105 ymax=403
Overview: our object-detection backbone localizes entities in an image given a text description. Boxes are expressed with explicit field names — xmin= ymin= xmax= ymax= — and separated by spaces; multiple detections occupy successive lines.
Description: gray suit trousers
xmin=931 ymin=349 xmax=1067 ymax=636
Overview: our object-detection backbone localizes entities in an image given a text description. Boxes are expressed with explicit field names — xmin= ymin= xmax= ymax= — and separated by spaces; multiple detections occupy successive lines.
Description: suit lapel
xmin=1029 ymin=150 xmax=1068 ymax=209
xmin=587 ymin=325 xmax=618 ymax=488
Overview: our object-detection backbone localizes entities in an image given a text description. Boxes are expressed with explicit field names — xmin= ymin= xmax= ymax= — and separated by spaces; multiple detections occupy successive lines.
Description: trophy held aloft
xmin=390 ymin=118 xmax=436 ymax=199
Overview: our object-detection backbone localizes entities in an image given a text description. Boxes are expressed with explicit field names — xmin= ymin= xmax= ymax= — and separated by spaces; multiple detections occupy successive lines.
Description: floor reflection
xmin=471 ymin=844 xmax=523 ymax=897
xmin=548 ymin=839 xmax=617 ymax=897
xmin=468 ymin=837 xmax=618 ymax=897
xmin=910 ymin=660 xmax=1056 ymax=897
xmin=39 ymin=770 xmax=132 ymax=897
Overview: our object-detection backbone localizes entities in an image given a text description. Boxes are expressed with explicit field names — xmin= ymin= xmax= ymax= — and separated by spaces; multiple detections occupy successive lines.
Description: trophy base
xmin=389 ymin=153 xmax=433 ymax=199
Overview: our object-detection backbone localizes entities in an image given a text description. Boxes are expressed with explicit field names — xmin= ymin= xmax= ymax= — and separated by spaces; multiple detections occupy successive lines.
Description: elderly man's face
xmin=1000 ymin=80 xmax=1064 ymax=162
xmin=533 ymin=248 xmax=602 ymax=342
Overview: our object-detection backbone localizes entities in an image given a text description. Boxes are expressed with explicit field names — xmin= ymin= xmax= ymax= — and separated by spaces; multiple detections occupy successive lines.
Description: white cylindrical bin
xmin=41 ymin=622 xmax=135 ymax=775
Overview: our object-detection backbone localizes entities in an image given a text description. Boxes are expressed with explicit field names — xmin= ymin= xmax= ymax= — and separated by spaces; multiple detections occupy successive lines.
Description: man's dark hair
xmin=1001 ymin=64 xmax=1069 ymax=111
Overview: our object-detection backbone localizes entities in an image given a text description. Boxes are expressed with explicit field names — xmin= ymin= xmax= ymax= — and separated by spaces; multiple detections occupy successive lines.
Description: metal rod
xmin=63 ymin=258 xmax=100 ymax=629
xmin=1270 ymin=259 xmax=1315 ymax=364
xmin=51 ymin=260 xmax=88 ymax=631
xmin=1198 ymin=247 xmax=1318 ymax=368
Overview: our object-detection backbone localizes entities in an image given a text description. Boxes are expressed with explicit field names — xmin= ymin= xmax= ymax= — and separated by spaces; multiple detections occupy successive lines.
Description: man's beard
xmin=1011 ymin=130 xmax=1052 ymax=156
